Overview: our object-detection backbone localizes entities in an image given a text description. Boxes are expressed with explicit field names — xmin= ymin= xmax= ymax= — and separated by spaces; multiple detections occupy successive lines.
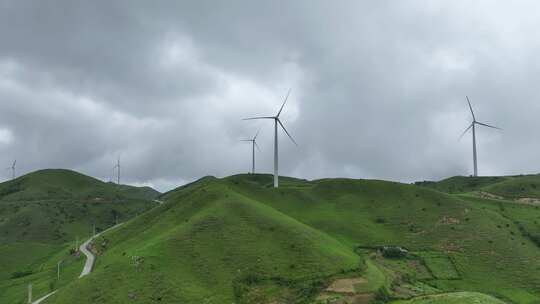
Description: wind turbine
xmin=244 ymin=89 xmax=297 ymax=188
xmin=460 ymin=96 xmax=501 ymax=177
xmin=113 ymin=157 xmax=120 ymax=185
xmin=241 ymin=130 xmax=261 ymax=174
xmin=6 ymin=160 xmax=15 ymax=180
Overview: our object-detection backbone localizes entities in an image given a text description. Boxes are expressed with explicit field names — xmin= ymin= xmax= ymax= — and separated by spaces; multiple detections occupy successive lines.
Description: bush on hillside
xmin=381 ymin=246 xmax=408 ymax=259
xmin=375 ymin=217 xmax=386 ymax=224
xmin=0 ymin=182 xmax=23 ymax=198
xmin=11 ymin=270 xmax=33 ymax=279
xmin=374 ymin=286 xmax=391 ymax=302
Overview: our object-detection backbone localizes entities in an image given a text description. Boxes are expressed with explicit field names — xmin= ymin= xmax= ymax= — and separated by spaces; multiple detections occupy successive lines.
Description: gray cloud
xmin=0 ymin=1 xmax=539 ymax=191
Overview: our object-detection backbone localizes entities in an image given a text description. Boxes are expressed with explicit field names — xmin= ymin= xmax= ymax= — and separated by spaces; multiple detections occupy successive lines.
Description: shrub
xmin=11 ymin=270 xmax=33 ymax=279
xmin=381 ymin=246 xmax=408 ymax=259
xmin=374 ymin=286 xmax=391 ymax=302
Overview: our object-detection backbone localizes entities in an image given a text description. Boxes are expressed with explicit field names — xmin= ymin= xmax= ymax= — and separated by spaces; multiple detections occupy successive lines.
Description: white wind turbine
xmin=244 ymin=89 xmax=297 ymax=188
xmin=460 ymin=96 xmax=501 ymax=177
xmin=240 ymin=130 xmax=261 ymax=174
xmin=113 ymin=157 xmax=121 ymax=184
xmin=6 ymin=160 xmax=16 ymax=180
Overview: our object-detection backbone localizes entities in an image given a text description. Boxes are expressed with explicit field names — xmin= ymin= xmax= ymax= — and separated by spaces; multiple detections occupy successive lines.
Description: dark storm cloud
xmin=0 ymin=1 xmax=539 ymax=191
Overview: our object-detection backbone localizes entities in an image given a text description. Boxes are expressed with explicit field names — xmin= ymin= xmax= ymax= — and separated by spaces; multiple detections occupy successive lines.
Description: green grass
xmin=483 ymin=175 xmax=540 ymax=199
xmin=50 ymin=179 xmax=360 ymax=303
xmin=390 ymin=292 xmax=507 ymax=304
xmin=417 ymin=174 xmax=540 ymax=199
xmin=41 ymin=174 xmax=540 ymax=303
xmin=358 ymin=260 xmax=387 ymax=293
xmin=415 ymin=176 xmax=508 ymax=194
xmin=0 ymin=169 xmax=160 ymax=303
xmin=0 ymin=169 xmax=160 ymax=201
xmin=4 ymin=172 xmax=540 ymax=303
xmin=416 ymin=252 xmax=459 ymax=280
xmin=0 ymin=244 xmax=85 ymax=304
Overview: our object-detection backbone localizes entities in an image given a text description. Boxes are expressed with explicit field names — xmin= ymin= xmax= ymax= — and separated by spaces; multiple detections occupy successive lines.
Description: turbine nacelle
xmin=460 ymin=97 xmax=502 ymax=139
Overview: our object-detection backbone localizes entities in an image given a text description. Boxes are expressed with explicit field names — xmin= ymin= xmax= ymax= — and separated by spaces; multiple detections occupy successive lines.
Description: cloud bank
xmin=1 ymin=1 xmax=538 ymax=191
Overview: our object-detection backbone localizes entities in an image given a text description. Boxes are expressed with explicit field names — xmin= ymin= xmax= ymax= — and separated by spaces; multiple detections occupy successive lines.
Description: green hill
xmin=414 ymin=176 xmax=508 ymax=194
xmin=0 ymin=169 xmax=160 ymax=304
xmin=46 ymin=174 xmax=540 ymax=304
xmin=417 ymin=174 xmax=540 ymax=200
xmin=391 ymin=292 xmax=507 ymax=304
xmin=49 ymin=176 xmax=360 ymax=303
xmin=0 ymin=169 xmax=160 ymax=202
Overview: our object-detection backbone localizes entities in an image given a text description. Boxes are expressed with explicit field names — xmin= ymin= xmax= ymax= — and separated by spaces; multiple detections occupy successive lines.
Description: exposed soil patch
xmin=438 ymin=216 xmax=460 ymax=225
xmin=516 ymin=197 xmax=540 ymax=205
xmin=476 ymin=191 xmax=505 ymax=200
xmin=326 ymin=277 xmax=367 ymax=294
xmin=316 ymin=292 xmax=373 ymax=304
xmin=475 ymin=191 xmax=540 ymax=205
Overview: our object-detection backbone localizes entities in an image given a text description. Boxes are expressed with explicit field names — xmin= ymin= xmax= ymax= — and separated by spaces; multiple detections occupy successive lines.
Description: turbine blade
xmin=466 ymin=96 xmax=476 ymax=121
xmin=12 ymin=160 xmax=16 ymax=167
xmin=243 ymin=116 xmax=275 ymax=121
xmin=240 ymin=139 xmax=252 ymax=142
xmin=254 ymin=141 xmax=261 ymax=151
xmin=253 ymin=129 xmax=260 ymax=140
xmin=277 ymin=119 xmax=298 ymax=146
xmin=476 ymin=121 xmax=502 ymax=130
xmin=276 ymin=88 xmax=292 ymax=118
xmin=459 ymin=123 xmax=473 ymax=140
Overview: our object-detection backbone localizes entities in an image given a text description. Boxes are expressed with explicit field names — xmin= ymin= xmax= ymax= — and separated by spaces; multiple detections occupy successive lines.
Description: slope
xmin=414 ymin=176 xmax=507 ymax=194
xmin=50 ymin=174 xmax=540 ymax=303
xmin=0 ymin=169 xmax=160 ymax=304
xmin=223 ymin=175 xmax=540 ymax=302
xmin=416 ymin=174 xmax=540 ymax=200
xmin=51 ymin=176 xmax=360 ymax=304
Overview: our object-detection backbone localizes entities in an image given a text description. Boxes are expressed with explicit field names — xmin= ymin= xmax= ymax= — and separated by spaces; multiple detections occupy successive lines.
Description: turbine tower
xmin=460 ymin=96 xmax=501 ymax=177
xmin=113 ymin=157 xmax=120 ymax=185
xmin=244 ymin=89 xmax=297 ymax=188
xmin=6 ymin=160 xmax=16 ymax=180
xmin=241 ymin=130 xmax=260 ymax=174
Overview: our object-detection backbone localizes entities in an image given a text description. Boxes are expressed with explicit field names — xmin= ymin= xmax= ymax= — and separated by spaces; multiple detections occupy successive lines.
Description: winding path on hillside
xmin=79 ymin=223 xmax=124 ymax=278
xmin=31 ymin=291 xmax=57 ymax=304
xmin=30 ymin=224 xmax=124 ymax=303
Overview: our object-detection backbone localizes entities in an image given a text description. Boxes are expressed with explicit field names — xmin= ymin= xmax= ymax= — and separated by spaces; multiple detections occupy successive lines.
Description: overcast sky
xmin=1 ymin=1 xmax=539 ymax=191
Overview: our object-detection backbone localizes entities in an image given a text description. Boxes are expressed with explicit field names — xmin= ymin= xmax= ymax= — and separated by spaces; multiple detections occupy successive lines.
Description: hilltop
xmin=0 ymin=169 xmax=160 ymax=202
xmin=0 ymin=169 xmax=160 ymax=304
xmin=46 ymin=174 xmax=540 ymax=304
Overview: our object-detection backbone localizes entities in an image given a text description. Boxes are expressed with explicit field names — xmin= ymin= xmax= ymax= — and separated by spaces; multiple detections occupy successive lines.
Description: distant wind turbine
xmin=460 ymin=96 xmax=501 ymax=177
xmin=6 ymin=160 xmax=15 ymax=180
xmin=113 ymin=157 xmax=120 ymax=185
xmin=241 ymin=130 xmax=261 ymax=174
xmin=243 ymin=89 xmax=297 ymax=188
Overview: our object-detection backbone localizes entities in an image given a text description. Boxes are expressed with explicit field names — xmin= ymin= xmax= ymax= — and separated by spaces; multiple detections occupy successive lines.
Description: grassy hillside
xmin=391 ymin=292 xmax=507 ymax=304
xmin=50 ymin=177 xmax=359 ymax=303
xmin=0 ymin=169 xmax=160 ymax=202
xmin=415 ymin=176 xmax=507 ymax=194
xmin=48 ymin=174 xmax=540 ymax=304
xmin=0 ymin=169 xmax=160 ymax=304
xmin=482 ymin=175 xmax=540 ymax=199
xmin=417 ymin=174 xmax=540 ymax=201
